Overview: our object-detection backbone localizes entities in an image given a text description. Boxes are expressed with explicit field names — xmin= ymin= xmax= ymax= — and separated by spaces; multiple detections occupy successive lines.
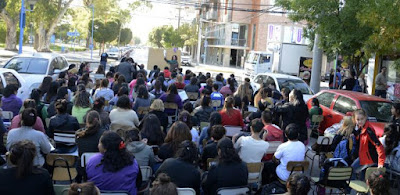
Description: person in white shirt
xmin=234 ymin=118 xmax=269 ymax=163
xmin=274 ymin=123 xmax=306 ymax=181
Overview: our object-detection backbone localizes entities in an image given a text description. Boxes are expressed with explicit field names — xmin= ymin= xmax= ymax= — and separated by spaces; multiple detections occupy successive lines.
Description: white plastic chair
xmin=177 ymin=188 xmax=196 ymax=195
xmin=140 ymin=166 xmax=153 ymax=182
xmin=54 ymin=131 xmax=75 ymax=144
xmin=224 ymin=125 xmax=242 ymax=137
xmin=217 ymin=186 xmax=250 ymax=195
xmin=2 ymin=111 xmax=13 ymax=120
xmin=80 ymin=152 xmax=98 ymax=167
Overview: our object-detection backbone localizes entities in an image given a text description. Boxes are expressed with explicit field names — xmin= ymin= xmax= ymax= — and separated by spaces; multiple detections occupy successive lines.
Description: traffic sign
xmin=67 ymin=30 xmax=80 ymax=37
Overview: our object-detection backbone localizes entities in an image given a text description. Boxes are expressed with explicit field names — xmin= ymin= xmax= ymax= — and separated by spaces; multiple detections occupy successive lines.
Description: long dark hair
xmin=166 ymin=84 xmax=178 ymax=102
xmin=74 ymin=85 xmax=91 ymax=108
xmin=39 ymin=76 xmax=52 ymax=96
xmin=140 ymin=114 xmax=164 ymax=145
xmin=286 ymin=173 xmax=311 ymax=195
xmin=137 ymin=85 xmax=149 ymax=99
xmin=164 ymin=121 xmax=192 ymax=154
xmin=367 ymin=171 xmax=390 ymax=195
xmin=68 ymin=77 xmax=77 ymax=92
xmin=217 ymin=137 xmax=241 ymax=164
xmin=228 ymin=78 xmax=235 ymax=93
xmin=45 ymin=81 xmax=60 ymax=103
xmin=176 ymin=140 xmax=198 ymax=165
xmin=135 ymin=77 xmax=145 ymax=92
xmin=92 ymin=97 xmax=105 ymax=113
xmin=9 ymin=140 xmax=37 ymax=178
xmin=97 ymin=131 xmax=133 ymax=172
xmin=384 ymin=124 xmax=400 ymax=155
xmin=207 ymin=112 xmax=222 ymax=135
xmin=178 ymin=111 xmax=193 ymax=129
xmin=30 ymin=89 xmax=42 ymax=106
xmin=76 ymin=111 xmax=101 ymax=138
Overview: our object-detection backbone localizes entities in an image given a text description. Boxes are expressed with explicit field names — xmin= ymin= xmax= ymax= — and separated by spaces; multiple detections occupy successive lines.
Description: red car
xmin=307 ymin=90 xmax=392 ymax=137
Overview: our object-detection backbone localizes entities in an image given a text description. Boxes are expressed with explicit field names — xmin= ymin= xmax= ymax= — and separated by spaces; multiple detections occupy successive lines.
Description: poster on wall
xmin=268 ymin=24 xmax=282 ymax=42
xmin=299 ymin=57 xmax=313 ymax=84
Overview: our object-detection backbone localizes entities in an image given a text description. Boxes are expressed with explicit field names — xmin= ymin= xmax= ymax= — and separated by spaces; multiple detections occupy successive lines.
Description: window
xmin=259 ymin=54 xmax=271 ymax=64
xmin=360 ymin=101 xmax=392 ymax=122
xmin=54 ymin=57 xmax=67 ymax=70
xmin=333 ymin=96 xmax=357 ymax=114
xmin=3 ymin=72 xmax=21 ymax=88
xmin=251 ymin=24 xmax=256 ymax=50
xmin=277 ymin=78 xmax=313 ymax=95
xmin=254 ymin=76 xmax=262 ymax=84
xmin=316 ymin=92 xmax=335 ymax=108
xmin=4 ymin=57 xmax=48 ymax=74
xmin=266 ymin=77 xmax=275 ymax=86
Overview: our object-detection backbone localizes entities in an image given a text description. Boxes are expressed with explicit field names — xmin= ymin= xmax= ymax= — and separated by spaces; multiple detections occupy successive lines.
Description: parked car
xmin=250 ymin=72 xmax=314 ymax=102
xmin=0 ymin=68 xmax=30 ymax=100
xmin=181 ymin=52 xmax=192 ymax=66
xmin=3 ymin=53 xmax=69 ymax=99
xmin=106 ymin=47 xmax=121 ymax=60
xmin=307 ymin=90 xmax=392 ymax=136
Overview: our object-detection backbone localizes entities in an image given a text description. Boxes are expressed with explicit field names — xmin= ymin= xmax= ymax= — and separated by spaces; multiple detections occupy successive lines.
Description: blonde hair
xmin=337 ymin=116 xmax=355 ymax=138
xmin=176 ymin=75 xmax=183 ymax=83
xmin=150 ymin=99 xmax=165 ymax=112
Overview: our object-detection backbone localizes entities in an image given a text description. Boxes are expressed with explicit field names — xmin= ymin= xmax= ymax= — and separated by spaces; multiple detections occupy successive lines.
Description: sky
xmin=125 ymin=0 xmax=197 ymax=44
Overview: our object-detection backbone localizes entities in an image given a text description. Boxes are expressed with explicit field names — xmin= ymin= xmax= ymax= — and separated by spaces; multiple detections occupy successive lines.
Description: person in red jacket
xmin=352 ymin=109 xmax=386 ymax=180
xmin=219 ymin=96 xmax=244 ymax=128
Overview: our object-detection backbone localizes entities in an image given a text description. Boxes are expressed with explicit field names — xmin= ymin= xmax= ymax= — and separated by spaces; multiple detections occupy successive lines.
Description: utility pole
xmin=196 ymin=18 xmax=202 ymax=66
xmin=177 ymin=7 xmax=182 ymax=29
xmin=91 ymin=4 xmax=94 ymax=59
xmin=310 ymin=33 xmax=323 ymax=93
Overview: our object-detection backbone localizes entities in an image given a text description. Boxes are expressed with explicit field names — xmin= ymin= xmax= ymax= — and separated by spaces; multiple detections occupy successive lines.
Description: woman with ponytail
xmin=76 ymin=111 xmax=105 ymax=156
xmin=0 ymin=140 xmax=54 ymax=194
xmin=219 ymin=96 xmax=244 ymax=127
xmin=285 ymin=173 xmax=311 ymax=195
xmin=178 ymin=111 xmax=200 ymax=145
xmin=202 ymin=137 xmax=248 ymax=195
xmin=6 ymin=108 xmax=52 ymax=166
xmin=68 ymin=182 xmax=100 ymax=195
xmin=150 ymin=173 xmax=178 ymax=195
xmin=86 ymin=131 xmax=140 ymax=195
xmin=84 ymin=97 xmax=111 ymax=128
xmin=367 ymin=171 xmax=390 ymax=195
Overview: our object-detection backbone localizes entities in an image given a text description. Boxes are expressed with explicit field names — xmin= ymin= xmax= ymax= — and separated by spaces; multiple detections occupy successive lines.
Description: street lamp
xmin=19 ymin=0 xmax=37 ymax=54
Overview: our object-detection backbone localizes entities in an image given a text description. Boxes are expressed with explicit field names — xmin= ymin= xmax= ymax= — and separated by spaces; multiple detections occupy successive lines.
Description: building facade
xmin=199 ymin=0 xmax=309 ymax=68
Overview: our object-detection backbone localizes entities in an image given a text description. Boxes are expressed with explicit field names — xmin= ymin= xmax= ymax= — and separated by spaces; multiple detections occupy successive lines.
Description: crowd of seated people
xmin=0 ymin=59 xmax=398 ymax=195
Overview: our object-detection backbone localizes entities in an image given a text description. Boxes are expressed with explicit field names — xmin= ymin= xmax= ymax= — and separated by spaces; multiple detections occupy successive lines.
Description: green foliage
xmin=149 ymin=23 xmax=197 ymax=48
xmin=132 ymin=36 xmax=141 ymax=45
xmin=119 ymin=28 xmax=132 ymax=45
xmin=91 ymin=19 xmax=120 ymax=43
xmin=54 ymin=24 xmax=71 ymax=42
xmin=0 ymin=20 xmax=6 ymax=43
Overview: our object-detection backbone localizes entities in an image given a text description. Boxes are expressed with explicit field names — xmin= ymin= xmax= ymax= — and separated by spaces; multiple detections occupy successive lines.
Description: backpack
xmin=260 ymin=180 xmax=287 ymax=195
xmin=353 ymin=79 xmax=362 ymax=92
xmin=319 ymin=158 xmax=349 ymax=188
xmin=333 ymin=135 xmax=356 ymax=164
xmin=389 ymin=146 xmax=400 ymax=172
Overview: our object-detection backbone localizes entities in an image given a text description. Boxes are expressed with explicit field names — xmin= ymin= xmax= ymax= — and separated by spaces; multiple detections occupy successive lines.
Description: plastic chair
xmin=287 ymin=160 xmax=309 ymax=175
xmin=311 ymin=167 xmax=353 ymax=194
xmin=224 ymin=125 xmax=242 ymax=137
xmin=211 ymin=100 xmax=222 ymax=109
xmin=164 ymin=102 xmax=179 ymax=124
xmin=247 ymin=162 xmax=263 ymax=190
xmin=306 ymin=136 xmax=333 ymax=174
xmin=137 ymin=107 xmax=150 ymax=115
xmin=186 ymin=92 xmax=199 ymax=101
xmin=138 ymin=166 xmax=153 ymax=194
xmin=177 ymin=188 xmax=196 ymax=195
xmin=2 ymin=111 xmax=13 ymax=120
xmin=216 ymin=186 xmax=250 ymax=195
xmin=54 ymin=184 xmax=70 ymax=195
xmin=349 ymin=167 xmax=386 ymax=194
xmin=46 ymin=154 xmax=77 ymax=183
xmin=266 ymin=141 xmax=281 ymax=155
xmin=53 ymin=130 xmax=76 ymax=145
xmin=80 ymin=152 xmax=98 ymax=167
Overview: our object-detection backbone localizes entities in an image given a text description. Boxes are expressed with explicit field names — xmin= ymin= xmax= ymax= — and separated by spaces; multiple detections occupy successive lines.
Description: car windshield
xmin=4 ymin=57 xmax=48 ymax=74
xmin=277 ymin=78 xmax=313 ymax=95
xmin=246 ymin=53 xmax=258 ymax=64
xmin=109 ymin=48 xmax=118 ymax=52
xmin=360 ymin=101 xmax=392 ymax=123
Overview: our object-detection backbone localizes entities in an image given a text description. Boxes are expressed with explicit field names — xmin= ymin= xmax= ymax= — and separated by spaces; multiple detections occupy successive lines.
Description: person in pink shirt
xmin=10 ymin=99 xmax=45 ymax=133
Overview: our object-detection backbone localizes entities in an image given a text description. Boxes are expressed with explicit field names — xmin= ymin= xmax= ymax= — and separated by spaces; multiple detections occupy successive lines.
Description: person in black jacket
xmin=202 ymin=137 xmax=248 ymax=195
xmin=340 ymin=71 xmax=356 ymax=91
xmin=48 ymin=99 xmax=80 ymax=138
xmin=272 ymin=89 xmax=309 ymax=143
xmin=0 ymin=140 xmax=54 ymax=195
xmin=201 ymin=125 xmax=226 ymax=170
xmin=156 ymin=140 xmax=201 ymax=193
xmin=47 ymin=86 xmax=73 ymax=118
xmin=158 ymin=122 xmax=192 ymax=161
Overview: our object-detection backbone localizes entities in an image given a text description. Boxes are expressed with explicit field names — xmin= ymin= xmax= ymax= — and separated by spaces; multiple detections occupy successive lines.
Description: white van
xmin=244 ymin=51 xmax=274 ymax=78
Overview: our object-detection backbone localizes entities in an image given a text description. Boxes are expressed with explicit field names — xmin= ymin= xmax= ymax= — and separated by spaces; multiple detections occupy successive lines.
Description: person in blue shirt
xmin=210 ymin=84 xmax=224 ymax=110
xmin=335 ymin=68 xmax=342 ymax=89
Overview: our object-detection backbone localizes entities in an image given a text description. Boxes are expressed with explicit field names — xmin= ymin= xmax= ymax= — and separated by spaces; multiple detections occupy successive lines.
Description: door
xmin=315 ymin=92 xmax=337 ymax=131
xmin=230 ymin=49 xmax=237 ymax=67
xmin=258 ymin=54 xmax=272 ymax=73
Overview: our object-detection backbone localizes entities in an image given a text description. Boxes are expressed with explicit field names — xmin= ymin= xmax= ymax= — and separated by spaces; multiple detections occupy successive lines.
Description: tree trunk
xmin=34 ymin=33 xmax=39 ymax=50
xmin=1 ymin=10 xmax=18 ymax=51
xmin=36 ymin=0 xmax=74 ymax=52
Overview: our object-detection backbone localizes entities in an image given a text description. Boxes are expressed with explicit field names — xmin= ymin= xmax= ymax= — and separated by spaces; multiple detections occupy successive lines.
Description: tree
xmin=31 ymin=0 xmax=74 ymax=52
xmin=132 ymin=36 xmax=141 ymax=45
xmin=277 ymin=0 xmax=373 ymax=75
xmin=148 ymin=25 xmax=165 ymax=48
xmin=148 ymin=25 xmax=188 ymax=48
xmin=0 ymin=0 xmax=20 ymax=51
xmin=91 ymin=19 xmax=120 ymax=52
xmin=119 ymin=28 xmax=132 ymax=45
